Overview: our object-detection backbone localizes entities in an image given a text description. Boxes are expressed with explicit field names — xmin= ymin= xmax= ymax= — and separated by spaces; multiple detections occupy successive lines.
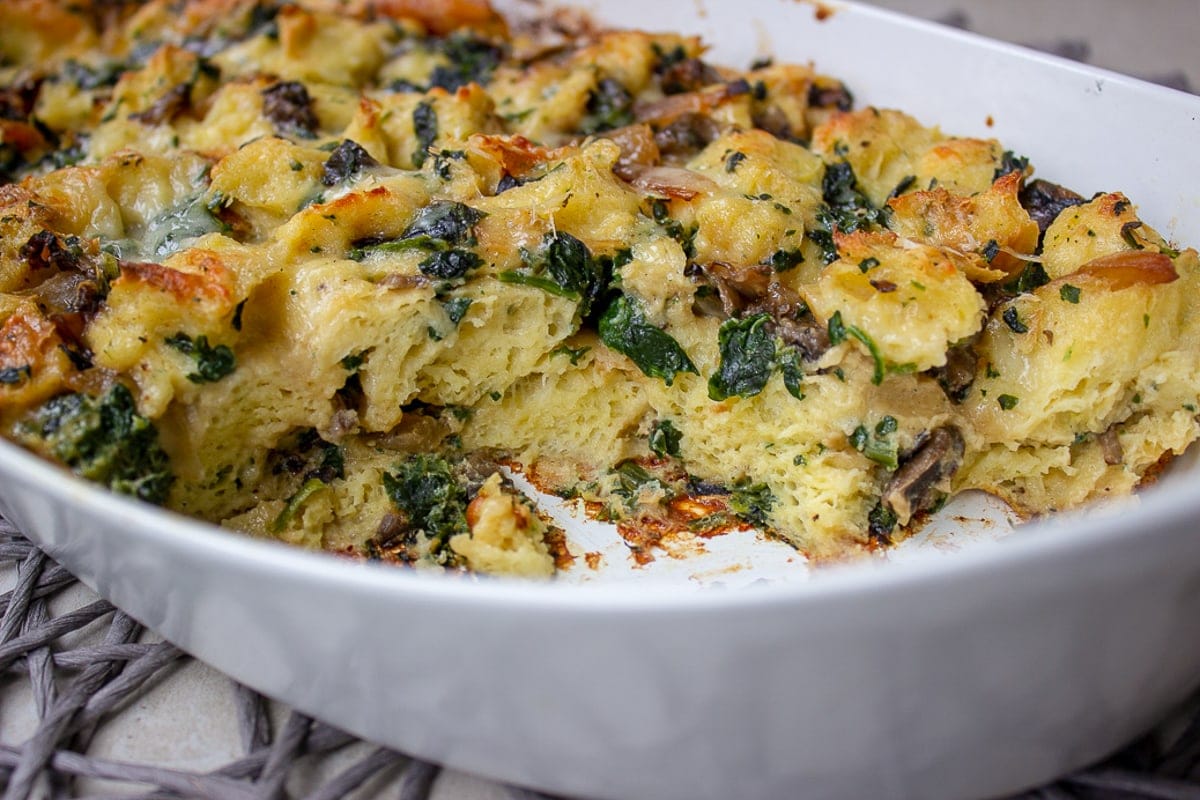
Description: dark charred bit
xmin=882 ymin=426 xmax=965 ymax=525
xmin=932 ymin=342 xmax=978 ymax=403
xmin=20 ymin=231 xmax=83 ymax=272
xmin=261 ymin=80 xmax=319 ymax=139
xmin=321 ymin=139 xmax=378 ymax=185
xmin=653 ymin=112 xmax=720 ymax=157
xmin=659 ymin=58 xmax=722 ymax=95
xmin=1020 ymin=179 xmax=1085 ymax=242
xmin=130 ymin=83 xmax=191 ymax=126
xmin=0 ymin=77 xmax=43 ymax=121
xmin=808 ymin=80 xmax=854 ymax=111
xmin=1097 ymin=427 xmax=1124 ymax=466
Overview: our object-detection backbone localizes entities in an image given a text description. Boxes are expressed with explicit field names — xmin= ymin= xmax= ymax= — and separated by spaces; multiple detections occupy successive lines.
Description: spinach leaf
xmin=418 ymin=249 xmax=482 ymax=279
xmin=428 ymin=33 xmax=504 ymax=91
xmin=730 ymin=478 xmax=774 ymax=527
xmin=164 ymin=333 xmax=235 ymax=383
xmin=498 ymin=232 xmax=607 ymax=316
xmin=598 ymin=295 xmax=697 ymax=386
xmin=412 ymin=101 xmax=437 ymax=167
xmin=403 ymin=201 xmax=485 ymax=245
xmin=649 ymin=419 xmax=682 ymax=458
xmin=382 ymin=454 xmax=469 ymax=550
xmin=580 ymin=78 xmax=634 ymax=135
xmin=708 ymin=314 xmax=775 ymax=401
xmin=322 ymin=139 xmax=378 ymax=185
xmin=811 ymin=160 xmax=885 ymax=263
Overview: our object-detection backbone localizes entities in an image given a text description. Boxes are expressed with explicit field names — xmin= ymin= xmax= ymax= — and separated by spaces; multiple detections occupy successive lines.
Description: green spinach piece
xmin=164 ymin=333 xmax=235 ymax=383
xmin=708 ymin=314 xmax=775 ymax=401
xmin=598 ymin=295 xmax=697 ymax=386
xmin=16 ymin=384 xmax=174 ymax=504
xmin=412 ymin=101 xmax=438 ymax=167
xmin=382 ymin=454 xmax=469 ymax=550
xmin=729 ymin=478 xmax=774 ymax=528
xmin=649 ymin=419 xmax=683 ymax=458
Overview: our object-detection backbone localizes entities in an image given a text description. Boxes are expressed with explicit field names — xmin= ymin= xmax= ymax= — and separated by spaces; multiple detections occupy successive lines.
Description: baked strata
xmin=0 ymin=0 xmax=1196 ymax=576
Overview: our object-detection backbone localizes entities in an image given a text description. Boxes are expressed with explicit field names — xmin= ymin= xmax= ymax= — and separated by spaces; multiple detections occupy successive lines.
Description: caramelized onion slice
xmin=1070 ymin=250 xmax=1178 ymax=290
xmin=619 ymin=164 xmax=718 ymax=200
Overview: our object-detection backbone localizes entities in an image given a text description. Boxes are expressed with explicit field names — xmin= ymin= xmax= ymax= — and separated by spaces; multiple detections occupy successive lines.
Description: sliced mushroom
xmin=659 ymin=58 xmax=723 ymax=95
xmin=653 ymin=112 xmax=720 ymax=158
xmin=620 ymin=164 xmax=718 ymax=200
xmin=931 ymin=342 xmax=978 ymax=403
xmin=1019 ymin=178 xmax=1085 ymax=239
xmin=600 ymin=123 xmax=661 ymax=180
xmin=881 ymin=426 xmax=965 ymax=525
xmin=1097 ymin=427 xmax=1124 ymax=466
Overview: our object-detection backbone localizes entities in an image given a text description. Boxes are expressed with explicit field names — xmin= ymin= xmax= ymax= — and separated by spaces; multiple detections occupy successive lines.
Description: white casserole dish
xmin=3 ymin=1 xmax=1200 ymax=797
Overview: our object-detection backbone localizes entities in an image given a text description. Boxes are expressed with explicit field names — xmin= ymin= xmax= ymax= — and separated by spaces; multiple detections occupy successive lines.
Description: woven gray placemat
xmin=0 ymin=516 xmax=1195 ymax=800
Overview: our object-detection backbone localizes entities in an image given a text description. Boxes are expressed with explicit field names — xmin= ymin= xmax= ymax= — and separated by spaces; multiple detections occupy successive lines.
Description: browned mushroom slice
xmin=931 ymin=342 xmax=978 ymax=403
xmin=881 ymin=426 xmax=965 ymax=525
xmin=599 ymin=124 xmax=661 ymax=180
xmin=619 ymin=164 xmax=718 ymax=200
xmin=1019 ymin=178 xmax=1086 ymax=240
xmin=654 ymin=112 xmax=721 ymax=158
xmin=1096 ymin=427 xmax=1124 ymax=466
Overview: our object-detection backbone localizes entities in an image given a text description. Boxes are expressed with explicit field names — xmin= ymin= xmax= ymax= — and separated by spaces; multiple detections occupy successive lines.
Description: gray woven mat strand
xmin=0 ymin=516 xmax=1195 ymax=799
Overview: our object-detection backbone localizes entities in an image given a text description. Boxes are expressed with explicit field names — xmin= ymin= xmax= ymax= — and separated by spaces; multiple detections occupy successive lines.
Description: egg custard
xmin=0 ymin=0 xmax=1196 ymax=576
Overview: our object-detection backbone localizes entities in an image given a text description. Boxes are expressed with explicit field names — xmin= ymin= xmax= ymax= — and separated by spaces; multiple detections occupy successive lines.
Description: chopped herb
xmin=982 ymin=239 xmax=999 ymax=263
xmin=340 ymin=352 xmax=365 ymax=371
xmin=598 ymin=294 xmax=697 ymax=386
xmin=1059 ymin=284 xmax=1081 ymax=304
xmin=849 ymin=422 xmax=898 ymax=469
xmin=1005 ymin=262 xmax=1050 ymax=294
xmin=441 ymin=297 xmax=472 ymax=325
xmin=858 ymin=257 xmax=880 ymax=273
xmin=766 ymin=248 xmax=804 ymax=272
xmin=708 ymin=314 xmax=775 ymax=401
xmin=792 ymin=454 xmax=807 ymax=466
xmin=649 ymin=419 xmax=683 ymax=458
xmin=551 ymin=344 xmax=591 ymax=365
xmin=724 ymin=151 xmax=747 ymax=173
xmin=875 ymin=415 xmax=898 ymax=436
xmin=985 ymin=363 xmax=1001 ymax=379
xmin=164 ymin=333 xmax=235 ymax=383
xmin=998 ymin=394 xmax=1019 ymax=410
xmin=1002 ymin=307 xmax=1029 ymax=334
